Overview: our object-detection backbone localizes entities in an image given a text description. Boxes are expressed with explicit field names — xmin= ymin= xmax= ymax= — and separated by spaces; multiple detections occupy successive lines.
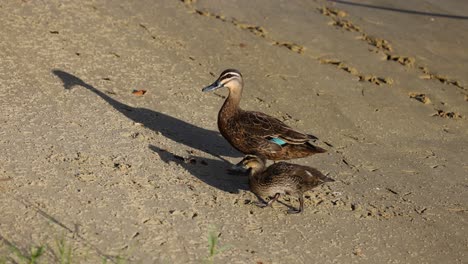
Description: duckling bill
xmin=202 ymin=69 xmax=326 ymax=161
xmin=239 ymin=155 xmax=334 ymax=214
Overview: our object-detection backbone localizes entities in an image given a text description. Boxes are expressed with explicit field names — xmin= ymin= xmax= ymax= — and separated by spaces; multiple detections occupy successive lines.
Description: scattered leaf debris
xmin=359 ymin=75 xmax=393 ymax=85
xmin=109 ymin=52 xmax=120 ymax=58
xmin=447 ymin=207 xmax=466 ymax=213
xmin=409 ymin=92 xmax=431 ymax=104
xmin=353 ymin=247 xmax=365 ymax=257
xmin=318 ymin=6 xmax=347 ymax=18
xmin=273 ymin=42 xmax=305 ymax=54
xmin=172 ymin=154 xmax=185 ymax=162
xmin=387 ymin=55 xmax=415 ymax=66
xmin=331 ymin=19 xmax=362 ymax=32
xmin=172 ymin=154 xmax=199 ymax=165
xmin=419 ymin=66 xmax=465 ymax=90
xmin=194 ymin=9 xmax=227 ymax=22
xmin=432 ymin=110 xmax=462 ymax=119
xmin=232 ymin=19 xmax=267 ymax=38
xmin=361 ymin=35 xmax=392 ymax=52
xmin=132 ymin=89 xmax=147 ymax=96
xmin=139 ymin=23 xmax=149 ymax=32
xmin=319 ymin=58 xmax=358 ymax=75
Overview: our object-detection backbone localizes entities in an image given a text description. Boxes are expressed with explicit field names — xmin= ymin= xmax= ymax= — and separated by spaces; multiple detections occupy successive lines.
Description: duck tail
xmin=306 ymin=142 xmax=327 ymax=154
xmin=315 ymin=171 xmax=334 ymax=183
xmin=307 ymin=134 xmax=318 ymax=141
xmin=322 ymin=175 xmax=335 ymax=183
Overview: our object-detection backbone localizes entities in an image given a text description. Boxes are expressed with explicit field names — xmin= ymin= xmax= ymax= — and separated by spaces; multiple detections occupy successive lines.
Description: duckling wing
xmin=267 ymin=163 xmax=307 ymax=189
xmin=240 ymin=111 xmax=312 ymax=145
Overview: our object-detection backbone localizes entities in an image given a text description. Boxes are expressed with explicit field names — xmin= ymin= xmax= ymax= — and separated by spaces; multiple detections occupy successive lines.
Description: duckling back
xmin=265 ymin=162 xmax=333 ymax=192
xmin=242 ymin=156 xmax=333 ymax=214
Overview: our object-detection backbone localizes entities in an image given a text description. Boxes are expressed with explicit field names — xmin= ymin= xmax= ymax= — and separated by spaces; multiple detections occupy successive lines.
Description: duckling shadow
xmin=149 ymin=144 xmax=249 ymax=193
xmin=52 ymin=70 xmax=241 ymax=159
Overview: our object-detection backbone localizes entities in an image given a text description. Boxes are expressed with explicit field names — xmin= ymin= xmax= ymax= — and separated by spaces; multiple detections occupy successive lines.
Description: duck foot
xmin=287 ymin=208 xmax=302 ymax=214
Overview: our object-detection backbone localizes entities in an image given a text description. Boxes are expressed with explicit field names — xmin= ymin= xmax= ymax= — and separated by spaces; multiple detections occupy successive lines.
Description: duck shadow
xmin=149 ymin=144 xmax=249 ymax=193
xmin=52 ymin=70 xmax=241 ymax=160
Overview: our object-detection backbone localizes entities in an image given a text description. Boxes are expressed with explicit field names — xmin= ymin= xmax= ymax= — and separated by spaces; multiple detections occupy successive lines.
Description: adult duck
xmin=202 ymin=69 xmax=326 ymax=161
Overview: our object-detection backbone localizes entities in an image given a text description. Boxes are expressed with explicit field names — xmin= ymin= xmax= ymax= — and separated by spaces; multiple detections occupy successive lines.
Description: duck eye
xmin=222 ymin=74 xmax=235 ymax=79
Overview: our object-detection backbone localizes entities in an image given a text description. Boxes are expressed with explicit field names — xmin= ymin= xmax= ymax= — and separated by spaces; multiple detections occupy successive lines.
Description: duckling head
xmin=237 ymin=155 xmax=266 ymax=175
xmin=202 ymin=69 xmax=243 ymax=93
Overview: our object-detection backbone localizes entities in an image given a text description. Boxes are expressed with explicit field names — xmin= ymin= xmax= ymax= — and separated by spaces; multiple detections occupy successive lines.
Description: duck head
xmin=202 ymin=69 xmax=243 ymax=93
xmin=236 ymin=155 xmax=266 ymax=175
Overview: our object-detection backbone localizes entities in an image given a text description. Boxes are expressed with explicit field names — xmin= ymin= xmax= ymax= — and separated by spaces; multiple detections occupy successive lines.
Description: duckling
xmin=202 ymin=69 xmax=326 ymax=162
xmin=239 ymin=155 xmax=334 ymax=214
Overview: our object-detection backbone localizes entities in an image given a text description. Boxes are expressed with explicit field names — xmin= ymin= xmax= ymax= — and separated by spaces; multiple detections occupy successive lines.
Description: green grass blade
xmin=29 ymin=246 xmax=45 ymax=264
xmin=9 ymin=244 xmax=29 ymax=262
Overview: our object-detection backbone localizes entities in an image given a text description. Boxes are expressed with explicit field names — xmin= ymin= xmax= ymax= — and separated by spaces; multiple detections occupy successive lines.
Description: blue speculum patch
xmin=269 ymin=137 xmax=287 ymax=146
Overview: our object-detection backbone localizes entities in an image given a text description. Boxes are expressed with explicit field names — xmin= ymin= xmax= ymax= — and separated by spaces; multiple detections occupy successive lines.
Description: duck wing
xmin=240 ymin=111 xmax=314 ymax=145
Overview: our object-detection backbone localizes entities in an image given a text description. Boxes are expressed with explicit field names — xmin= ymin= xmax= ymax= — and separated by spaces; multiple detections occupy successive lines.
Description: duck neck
xmin=248 ymin=162 xmax=266 ymax=180
xmin=219 ymin=87 xmax=242 ymax=121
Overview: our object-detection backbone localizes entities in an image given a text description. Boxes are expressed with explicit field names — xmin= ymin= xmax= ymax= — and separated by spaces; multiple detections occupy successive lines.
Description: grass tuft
xmin=9 ymin=244 xmax=45 ymax=264
xmin=56 ymin=238 xmax=72 ymax=264
xmin=205 ymin=226 xmax=230 ymax=264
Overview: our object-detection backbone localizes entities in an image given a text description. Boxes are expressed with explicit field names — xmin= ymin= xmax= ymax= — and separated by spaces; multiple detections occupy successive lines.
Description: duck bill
xmin=202 ymin=81 xmax=223 ymax=92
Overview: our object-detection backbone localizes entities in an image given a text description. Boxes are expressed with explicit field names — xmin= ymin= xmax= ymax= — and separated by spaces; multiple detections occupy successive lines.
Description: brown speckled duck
xmin=239 ymin=155 xmax=334 ymax=214
xmin=202 ymin=69 xmax=326 ymax=162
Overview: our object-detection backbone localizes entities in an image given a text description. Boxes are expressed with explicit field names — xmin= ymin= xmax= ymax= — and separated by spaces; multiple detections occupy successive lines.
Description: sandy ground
xmin=0 ymin=0 xmax=467 ymax=263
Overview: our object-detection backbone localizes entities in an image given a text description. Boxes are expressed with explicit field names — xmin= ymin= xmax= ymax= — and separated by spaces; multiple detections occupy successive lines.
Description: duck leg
xmin=287 ymin=195 xmax=304 ymax=214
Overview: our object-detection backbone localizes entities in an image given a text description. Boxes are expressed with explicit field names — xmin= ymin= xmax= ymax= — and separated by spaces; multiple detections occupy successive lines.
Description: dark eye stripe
xmin=221 ymin=73 xmax=237 ymax=80
xmin=220 ymin=69 xmax=241 ymax=77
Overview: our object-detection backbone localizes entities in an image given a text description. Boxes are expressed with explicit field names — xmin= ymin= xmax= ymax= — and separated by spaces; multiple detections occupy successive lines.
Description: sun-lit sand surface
xmin=0 ymin=0 xmax=466 ymax=263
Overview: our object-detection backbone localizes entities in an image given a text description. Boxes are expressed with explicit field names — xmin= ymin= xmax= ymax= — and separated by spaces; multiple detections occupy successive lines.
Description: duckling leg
xmin=287 ymin=195 xmax=304 ymax=214
xmin=254 ymin=193 xmax=280 ymax=208
xmin=254 ymin=194 xmax=269 ymax=208
xmin=267 ymin=193 xmax=280 ymax=206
